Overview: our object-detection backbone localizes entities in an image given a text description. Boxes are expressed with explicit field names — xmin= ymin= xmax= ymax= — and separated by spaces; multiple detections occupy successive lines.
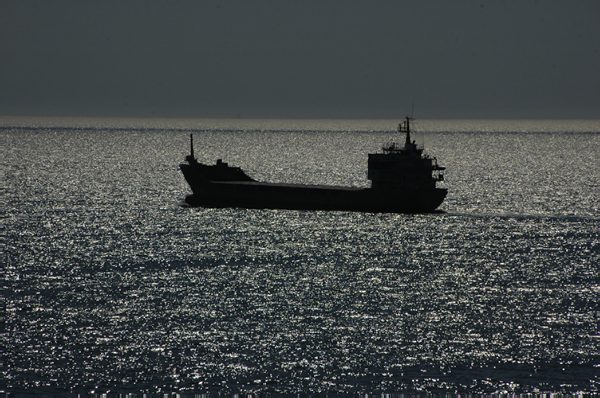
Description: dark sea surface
xmin=3 ymin=117 xmax=599 ymax=395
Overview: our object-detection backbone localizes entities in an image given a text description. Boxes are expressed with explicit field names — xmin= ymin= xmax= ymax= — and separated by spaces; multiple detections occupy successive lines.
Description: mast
xmin=186 ymin=133 xmax=196 ymax=163
xmin=404 ymin=117 xmax=411 ymax=148
xmin=397 ymin=116 xmax=412 ymax=149
xmin=190 ymin=133 xmax=194 ymax=159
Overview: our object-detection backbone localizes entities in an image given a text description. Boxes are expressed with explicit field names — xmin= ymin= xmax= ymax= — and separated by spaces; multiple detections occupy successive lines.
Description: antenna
xmin=409 ymin=102 xmax=423 ymax=149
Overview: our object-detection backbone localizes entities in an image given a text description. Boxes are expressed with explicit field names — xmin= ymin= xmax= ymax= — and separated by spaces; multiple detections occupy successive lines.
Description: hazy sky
xmin=2 ymin=1 xmax=599 ymax=119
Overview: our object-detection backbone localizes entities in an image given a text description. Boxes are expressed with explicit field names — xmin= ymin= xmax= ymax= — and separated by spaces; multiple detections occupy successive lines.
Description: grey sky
xmin=2 ymin=0 xmax=599 ymax=119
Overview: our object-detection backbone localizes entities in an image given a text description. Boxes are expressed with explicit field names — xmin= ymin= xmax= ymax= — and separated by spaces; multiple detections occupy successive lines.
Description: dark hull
xmin=181 ymin=164 xmax=447 ymax=213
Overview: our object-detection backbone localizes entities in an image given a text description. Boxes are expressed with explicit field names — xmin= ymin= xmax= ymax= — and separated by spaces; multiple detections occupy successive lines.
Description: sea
xmin=3 ymin=117 xmax=599 ymax=396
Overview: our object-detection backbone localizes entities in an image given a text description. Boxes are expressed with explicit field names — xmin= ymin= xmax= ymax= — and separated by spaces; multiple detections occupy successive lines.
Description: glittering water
xmin=3 ymin=117 xmax=599 ymax=394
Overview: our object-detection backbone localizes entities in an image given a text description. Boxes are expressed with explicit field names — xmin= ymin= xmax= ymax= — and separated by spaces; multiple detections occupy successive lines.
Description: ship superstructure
xmin=368 ymin=117 xmax=445 ymax=190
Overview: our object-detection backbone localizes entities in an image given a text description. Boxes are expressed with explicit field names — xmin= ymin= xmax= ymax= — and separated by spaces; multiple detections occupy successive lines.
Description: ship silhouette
xmin=180 ymin=117 xmax=447 ymax=213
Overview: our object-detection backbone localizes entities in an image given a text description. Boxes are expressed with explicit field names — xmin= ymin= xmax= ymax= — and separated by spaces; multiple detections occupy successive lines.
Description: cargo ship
xmin=180 ymin=117 xmax=447 ymax=213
